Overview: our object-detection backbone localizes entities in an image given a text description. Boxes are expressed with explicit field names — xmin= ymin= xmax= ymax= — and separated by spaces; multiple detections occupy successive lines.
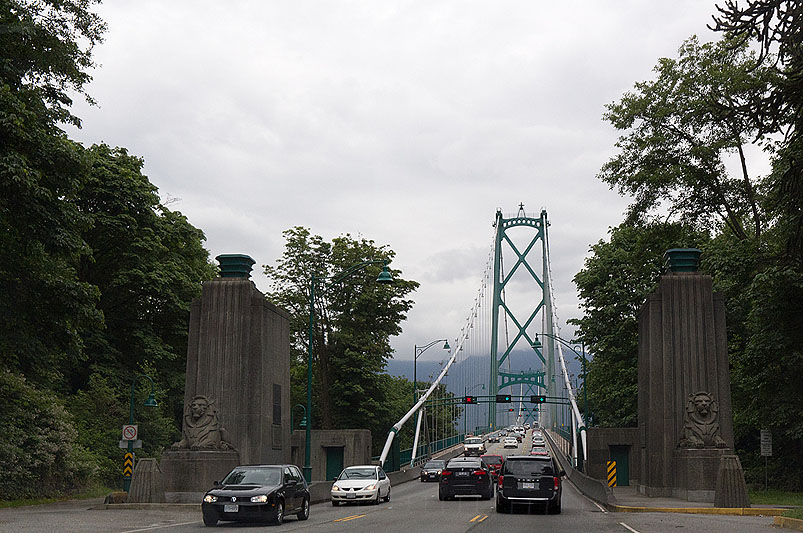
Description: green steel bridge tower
xmin=488 ymin=207 xmax=556 ymax=430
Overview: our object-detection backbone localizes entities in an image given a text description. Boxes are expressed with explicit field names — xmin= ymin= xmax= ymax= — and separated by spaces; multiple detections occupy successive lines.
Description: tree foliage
xmin=264 ymin=228 xmax=419 ymax=439
xmin=1 ymin=0 xmax=216 ymax=497
xmin=600 ymin=36 xmax=782 ymax=239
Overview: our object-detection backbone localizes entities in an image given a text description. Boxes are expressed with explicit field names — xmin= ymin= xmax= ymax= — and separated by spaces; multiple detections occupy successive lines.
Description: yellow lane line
xmin=478 ymin=515 xmax=488 ymax=522
xmin=334 ymin=514 xmax=366 ymax=522
xmin=469 ymin=514 xmax=481 ymax=522
xmin=469 ymin=514 xmax=488 ymax=522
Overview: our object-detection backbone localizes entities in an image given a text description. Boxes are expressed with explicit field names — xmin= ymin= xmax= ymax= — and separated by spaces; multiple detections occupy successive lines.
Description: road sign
xmin=123 ymin=452 xmax=134 ymax=478
xmin=118 ymin=440 xmax=142 ymax=449
xmin=760 ymin=429 xmax=772 ymax=457
xmin=607 ymin=461 xmax=617 ymax=487
xmin=122 ymin=424 xmax=138 ymax=441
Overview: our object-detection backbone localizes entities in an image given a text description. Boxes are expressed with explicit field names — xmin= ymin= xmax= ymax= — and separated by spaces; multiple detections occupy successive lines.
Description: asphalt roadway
xmin=0 ymin=430 xmax=780 ymax=533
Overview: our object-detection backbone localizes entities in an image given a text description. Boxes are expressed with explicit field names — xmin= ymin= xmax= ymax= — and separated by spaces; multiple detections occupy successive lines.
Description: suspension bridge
xmin=379 ymin=205 xmax=588 ymax=471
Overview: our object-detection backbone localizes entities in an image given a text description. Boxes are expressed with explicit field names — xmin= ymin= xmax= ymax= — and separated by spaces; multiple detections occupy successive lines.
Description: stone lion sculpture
xmin=171 ymin=395 xmax=234 ymax=450
xmin=678 ymin=391 xmax=727 ymax=448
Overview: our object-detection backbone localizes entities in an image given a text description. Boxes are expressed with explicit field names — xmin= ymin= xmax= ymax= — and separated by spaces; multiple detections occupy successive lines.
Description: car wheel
xmin=438 ymin=490 xmax=447 ymax=501
xmin=331 ymin=500 xmax=340 ymax=507
xmin=384 ymin=489 xmax=391 ymax=502
xmin=273 ymin=500 xmax=284 ymax=525
xmin=495 ymin=496 xmax=508 ymax=513
xmin=548 ymin=500 xmax=562 ymax=514
xmin=374 ymin=490 xmax=381 ymax=505
xmin=202 ymin=509 xmax=218 ymax=526
xmin=297 ymin=497 xmax=310 ymax=520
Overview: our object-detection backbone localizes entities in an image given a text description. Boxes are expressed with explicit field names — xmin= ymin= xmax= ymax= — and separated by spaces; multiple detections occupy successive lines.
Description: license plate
xmin=223 ymin=504 xmax=238 ymax=513
xmin=346 ymin=493 xmax=356 ymax=499
xmin=456 ymin=472 xmax=469 ymax=477
xmin=522 ymin=482 xmax=535 ymax=489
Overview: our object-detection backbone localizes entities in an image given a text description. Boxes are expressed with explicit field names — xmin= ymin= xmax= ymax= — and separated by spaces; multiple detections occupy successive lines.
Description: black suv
xmin=202 ymin=464 xmax=310 ymax=526
xmin=439 ymin=457 xmax=494 ymax=500
xmin=496 ymin=455 xmax=564 ymax=514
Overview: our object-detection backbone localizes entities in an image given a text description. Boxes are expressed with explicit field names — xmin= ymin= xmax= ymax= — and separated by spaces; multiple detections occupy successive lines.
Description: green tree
xmin=73 ymin=144 xmax=216 ymax=423
xmin=572 ymin=222 xmax=709 ymax=427
xmin=0 ymin=0 xmax=106 ymax=388
xmin=600 ymin=36 xmax=783 ymax=239
xmin=264 ymin=227 xmax=419 ymax=434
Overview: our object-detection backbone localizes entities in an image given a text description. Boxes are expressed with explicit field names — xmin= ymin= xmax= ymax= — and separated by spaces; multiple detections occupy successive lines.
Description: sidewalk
xmin=607 ymin=486 xmax=788 ymax=516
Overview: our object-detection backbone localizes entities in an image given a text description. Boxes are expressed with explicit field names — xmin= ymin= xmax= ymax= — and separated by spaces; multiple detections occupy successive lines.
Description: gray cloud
xmin=66 ymin=0 xmax=722 ymax=358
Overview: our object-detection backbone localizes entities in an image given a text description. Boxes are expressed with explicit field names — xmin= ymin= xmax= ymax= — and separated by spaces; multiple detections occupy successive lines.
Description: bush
xmin=0 ymin=371 xmax=93 ymax=500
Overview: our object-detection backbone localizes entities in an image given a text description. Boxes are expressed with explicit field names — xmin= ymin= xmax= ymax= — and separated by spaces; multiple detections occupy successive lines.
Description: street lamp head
xmin=299 ymin=416 xmax=308 ymax=429
xmin=376 ymin=265 xmax=394 ymax=284
xmin=443 ymin=340 xmax=450 ymax=350
xmin=144 ymin=392 xmax=158 ymax=408
xmin=531 ymin=335 xmax=543 ymax=350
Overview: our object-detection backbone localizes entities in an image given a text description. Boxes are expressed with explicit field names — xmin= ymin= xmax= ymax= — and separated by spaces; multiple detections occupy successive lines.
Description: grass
xmin=0 ymin=484 xmax=113 ymax=509
xmin=748 ymin=488 xmax=803 ymax=507
xmin=782 ymin=508 xmax=803 ymax=520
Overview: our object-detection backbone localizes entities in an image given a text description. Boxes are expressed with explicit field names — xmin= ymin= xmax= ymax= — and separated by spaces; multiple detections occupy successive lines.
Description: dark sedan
xmin=420 ymin=459 xmax=446 ymax=482
xmin=202 ymin=464 xmax=310 ymax=526
xmin=439 ymin=457 xmax=494 ymax=500
xmin=496 ymin=455 xmax=563 ymax=514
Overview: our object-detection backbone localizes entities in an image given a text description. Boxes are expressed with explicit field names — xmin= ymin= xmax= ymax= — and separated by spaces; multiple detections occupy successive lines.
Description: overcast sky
xmin=65 ymin=1 xmax=725 ymax=363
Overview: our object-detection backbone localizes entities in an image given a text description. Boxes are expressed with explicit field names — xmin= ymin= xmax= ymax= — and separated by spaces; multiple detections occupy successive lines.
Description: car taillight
xmin=498 ymin=475 xmax=504 ymax=488
xmin=473 ymin=470 xmax=486 ymax=476
xmin=441 ymin=470 xmax=452 ymax=477
xmin=554 ymin=476 xmax=560 ymax=490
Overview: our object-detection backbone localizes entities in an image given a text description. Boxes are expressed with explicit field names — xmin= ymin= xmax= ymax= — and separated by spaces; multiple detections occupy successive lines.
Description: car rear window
xmin=423 ymin=461 xmax=445 ymax=469
xmin=448 ymin=459 xmax=481 ymax=469
xmin=465 ymin=437 xmax=482 ymax=444
xmin=481 ymin=456 xmax=502 ymax=464
xmin=504 ymin=459 xmax=554 ymax=476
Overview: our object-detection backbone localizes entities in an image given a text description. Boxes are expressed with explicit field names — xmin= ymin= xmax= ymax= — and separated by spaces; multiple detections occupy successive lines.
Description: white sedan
xmin=331 ymin=465 xmax=391 ymax=506
xmin=503 ymin=437 xmax=519 ymax=449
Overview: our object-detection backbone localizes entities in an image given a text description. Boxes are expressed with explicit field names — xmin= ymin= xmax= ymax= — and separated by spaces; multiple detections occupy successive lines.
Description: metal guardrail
xmin=374 ymin=433 xmax=467 ymax=471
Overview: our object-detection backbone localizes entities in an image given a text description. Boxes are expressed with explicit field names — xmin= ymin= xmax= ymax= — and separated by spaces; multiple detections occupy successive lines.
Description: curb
xmin=775 ymin=516 xmax=803 ymax=531
xmin=608 ymin=504 xmax=787 ymax=516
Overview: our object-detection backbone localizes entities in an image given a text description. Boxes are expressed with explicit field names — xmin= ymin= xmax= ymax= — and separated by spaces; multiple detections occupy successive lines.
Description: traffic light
xmin=496 ymin=394 xmax=512 ymax=403
xmin=508 ymin=408 xmax=514 ymax=412
xmin=464 ymin=396 xmax=477 ymax=404
xmin=531 ymin=395 xmax=547 ymax=404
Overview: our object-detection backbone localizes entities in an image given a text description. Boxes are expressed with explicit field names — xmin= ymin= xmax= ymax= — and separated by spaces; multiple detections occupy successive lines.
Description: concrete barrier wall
xmin=307 ymin=444 xmax=466 ymax=504
xmin=545 ymin=430 xmax=614 ymax=506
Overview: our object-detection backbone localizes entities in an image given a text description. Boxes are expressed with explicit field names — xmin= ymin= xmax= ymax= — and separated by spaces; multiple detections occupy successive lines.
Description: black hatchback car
xmin=439 ymin=457 xmax=494 ymax=500
xmin=202 ymin=464 xmax=310 ymax=526
xmin=496 ymin=455 xmax=564 ymax=514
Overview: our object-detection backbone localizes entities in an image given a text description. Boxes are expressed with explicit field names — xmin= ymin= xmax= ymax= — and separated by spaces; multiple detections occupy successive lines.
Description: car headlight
xmin=364 ymin=484 xmax=376 ymax=491
xmin=332 ymin=485 xmax=341 ymax=491
xmin=250 ymin=494 xmax=268 ymax=503
xmin=203 ymin=495 xmax=217 ymax=503
xmin=436 ymin=469 xmax=442 ymax=474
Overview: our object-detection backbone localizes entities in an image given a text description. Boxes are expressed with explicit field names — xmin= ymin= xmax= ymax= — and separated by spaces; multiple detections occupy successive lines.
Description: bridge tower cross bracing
xmin=488 ymin=207 xmax=554 ymax=430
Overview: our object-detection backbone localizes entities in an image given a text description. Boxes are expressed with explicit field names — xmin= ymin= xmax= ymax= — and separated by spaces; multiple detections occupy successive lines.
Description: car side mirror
xmin=559 ymin=470 xmax=566 ymax=477
xmin=213 ymin=480 xmax=222 ymax=487
xmin=332 ymin=477 xmax=338 ymax=481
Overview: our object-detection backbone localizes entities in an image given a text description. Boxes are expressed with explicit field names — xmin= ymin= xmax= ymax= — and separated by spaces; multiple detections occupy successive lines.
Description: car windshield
xmin=222 ymin=467 xmax=282 ymax=485
xmin=465 ymin=437 xmax=482 ymax=444
xmin=504 ymin=460 xmax=554 ymax=476
xmin=423 ymin=461 xmax=445 ymax=469
xmin=481 ymin=456 xmax=502 ymax=464
xmin=338 ymin=467 xmax=377 ymax=480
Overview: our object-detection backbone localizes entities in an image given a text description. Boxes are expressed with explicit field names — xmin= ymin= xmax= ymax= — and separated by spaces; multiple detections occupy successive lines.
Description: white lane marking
xmin=620 ymin=522 xmax=640 ymax=533
xmin=118 ymin=521 xmax=199 ymax=533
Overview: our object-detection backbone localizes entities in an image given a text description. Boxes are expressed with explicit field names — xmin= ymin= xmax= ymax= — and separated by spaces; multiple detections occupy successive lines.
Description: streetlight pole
xmin=574 ymin=342 xmax=588 ymax=426
xmin=124 ymin=374 xmax=158 ymax=492
xmin=413 ymin=339 xmax=450 ymax=406
xmin=304 ymin=260 xmax=394 ymax=483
